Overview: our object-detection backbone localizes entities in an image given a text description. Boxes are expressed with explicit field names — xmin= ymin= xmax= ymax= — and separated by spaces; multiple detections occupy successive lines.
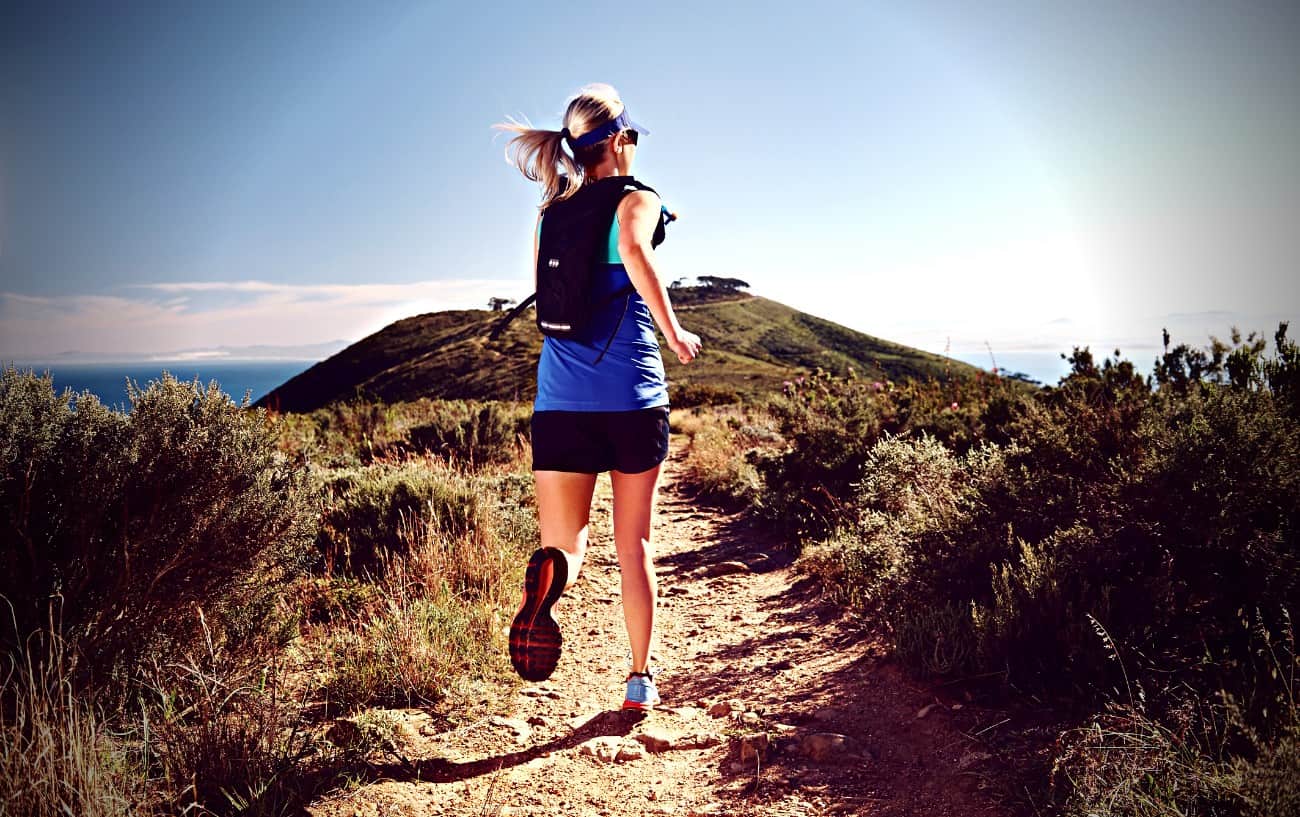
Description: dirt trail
xmin=308 ymin=445 xmax=1014 ymax=817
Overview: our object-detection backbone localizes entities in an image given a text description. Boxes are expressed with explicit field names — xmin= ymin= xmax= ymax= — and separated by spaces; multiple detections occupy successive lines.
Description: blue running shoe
xmin=622 ymin=669 xmax=661 ymax=711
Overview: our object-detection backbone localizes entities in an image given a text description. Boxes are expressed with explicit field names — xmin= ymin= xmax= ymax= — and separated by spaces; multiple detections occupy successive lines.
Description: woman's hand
xmin=668 ymin=328 xmax=702 ymax=364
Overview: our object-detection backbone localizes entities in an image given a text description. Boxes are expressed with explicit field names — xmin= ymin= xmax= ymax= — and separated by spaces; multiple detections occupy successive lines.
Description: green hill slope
xmin=252 ymin=291 xmax=983 ymax=413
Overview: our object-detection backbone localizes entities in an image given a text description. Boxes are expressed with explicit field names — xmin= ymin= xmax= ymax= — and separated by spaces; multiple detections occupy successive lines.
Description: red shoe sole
xmin=509 ymin=548 xmax=566 ymax=682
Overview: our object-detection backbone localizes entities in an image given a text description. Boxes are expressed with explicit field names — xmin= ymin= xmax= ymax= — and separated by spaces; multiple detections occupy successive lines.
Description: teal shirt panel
xmin=536 ymin=213 xmax=622 ymax=263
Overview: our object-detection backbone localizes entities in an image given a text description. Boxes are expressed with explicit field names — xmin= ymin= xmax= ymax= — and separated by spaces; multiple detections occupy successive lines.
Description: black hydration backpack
xmin=489 ymin=175 xmax=671 ymax=357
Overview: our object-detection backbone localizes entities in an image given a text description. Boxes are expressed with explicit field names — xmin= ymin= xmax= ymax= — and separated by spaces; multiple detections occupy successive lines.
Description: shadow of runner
xmin=359 ymin=708 xmax=646 ymax=784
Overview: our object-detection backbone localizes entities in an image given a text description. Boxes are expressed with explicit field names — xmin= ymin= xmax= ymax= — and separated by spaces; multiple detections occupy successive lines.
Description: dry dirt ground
xmin=307 ymin=446 xmax=1023 ymax=817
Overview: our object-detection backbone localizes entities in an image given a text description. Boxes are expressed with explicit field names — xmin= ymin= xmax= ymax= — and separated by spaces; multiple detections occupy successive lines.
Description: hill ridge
xmin=253 ymin=291 xmax=982 ymax=413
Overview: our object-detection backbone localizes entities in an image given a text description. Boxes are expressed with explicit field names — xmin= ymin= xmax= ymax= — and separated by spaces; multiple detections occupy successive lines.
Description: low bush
xmin=755 ymin=368 xmax=1029 ymax=537
xmin=679 ymin=407 xmax=779 ymax=504
xmin=798 ymin=433 xmax=1012 ymax=620
xmin=276 ymin=397 xmax=528 ymax=468
xmin=1051 ymin=615 xmax=1299 ymax=816
xmin=670 ymin=381 xmax=742 ymax=408
xmin=141 ymin=608 xmax=315 ymax=816
xmin=313 ymin=457 xmax=533 ymax=580
xmin=0 ymin=366 xmax=319 ymax=710
xmin=797 ymin=324 xmax=1300 ymax=813
xmin=310 ymin=467 xmax=536 ymax=711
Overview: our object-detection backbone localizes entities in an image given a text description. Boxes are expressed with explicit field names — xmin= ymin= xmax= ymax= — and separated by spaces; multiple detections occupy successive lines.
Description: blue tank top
xmin=533 ymin=213 xmax=669 ymax=412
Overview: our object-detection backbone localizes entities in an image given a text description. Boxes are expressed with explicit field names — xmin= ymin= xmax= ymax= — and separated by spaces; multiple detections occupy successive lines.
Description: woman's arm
xmin=616 ymin=191 xmax=701 ymax=364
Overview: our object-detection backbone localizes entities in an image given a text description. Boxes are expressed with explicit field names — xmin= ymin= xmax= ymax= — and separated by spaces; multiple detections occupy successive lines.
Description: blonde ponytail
xmin=494 ymin=83 xmax=627 ymax=210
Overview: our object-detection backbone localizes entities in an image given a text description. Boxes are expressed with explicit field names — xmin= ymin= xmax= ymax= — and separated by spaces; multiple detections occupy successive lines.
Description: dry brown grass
xmin=675 ymin=404 xmax=781 ymax=504
xmin=0 ymin=620 xmax=146 ymax=817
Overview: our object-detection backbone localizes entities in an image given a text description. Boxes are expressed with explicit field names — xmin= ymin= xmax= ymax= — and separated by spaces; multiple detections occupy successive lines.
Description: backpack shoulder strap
xmin=487 ymin=292 xmax=536 ymax=341
xmin=616 ymin=178 xmax=668 ymax=248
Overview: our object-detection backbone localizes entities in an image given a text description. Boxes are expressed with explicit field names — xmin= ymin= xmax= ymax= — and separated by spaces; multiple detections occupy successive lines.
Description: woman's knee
xmin=543 ymin=530 xmax=588 ymax=560
xmin=615 ymin=534 xmax=655 ymax=565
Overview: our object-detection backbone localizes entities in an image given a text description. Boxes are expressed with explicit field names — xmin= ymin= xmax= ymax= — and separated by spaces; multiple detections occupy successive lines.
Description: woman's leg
xmin=534 ymin=470 xmax=597 ymax=590
xmin=610 ymin=463 xmax=663 ymax=673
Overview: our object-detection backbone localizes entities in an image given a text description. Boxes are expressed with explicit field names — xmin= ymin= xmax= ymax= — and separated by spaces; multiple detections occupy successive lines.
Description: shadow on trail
xmin=670 ymin=565 xmax=879 ymax=712
xmin=655 ymin=484 xmax=1030 ymax=816
xmin=358 ymin=708 xmax=645 ymax=785
xmin=656 ymin=487 xmax=797 ymax=579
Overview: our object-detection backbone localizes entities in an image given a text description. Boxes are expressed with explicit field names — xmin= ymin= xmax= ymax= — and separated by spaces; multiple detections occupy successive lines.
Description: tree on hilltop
xmin=697 ymin=276 xmax=750 ymax=291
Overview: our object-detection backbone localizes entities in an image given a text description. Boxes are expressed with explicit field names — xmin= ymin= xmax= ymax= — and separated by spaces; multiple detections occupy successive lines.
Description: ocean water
xmin=4 ymin=359 xmax=317 ymax=412
xmin=949 ymin=351 xmax=1076 ymax=387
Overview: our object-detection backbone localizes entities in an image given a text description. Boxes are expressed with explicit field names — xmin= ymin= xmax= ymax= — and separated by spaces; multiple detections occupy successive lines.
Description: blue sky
xmin=2 ymin=0 xmax=1297 ymax=378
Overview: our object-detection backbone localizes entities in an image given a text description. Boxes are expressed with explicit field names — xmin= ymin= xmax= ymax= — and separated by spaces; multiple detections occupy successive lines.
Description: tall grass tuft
xmin=141 ymin=607 xmax=315 ymax=816
xmin=0 ymin=614 xmax=145 ymax=817
xmin=308 ymin=460 xmax=536 ymax=712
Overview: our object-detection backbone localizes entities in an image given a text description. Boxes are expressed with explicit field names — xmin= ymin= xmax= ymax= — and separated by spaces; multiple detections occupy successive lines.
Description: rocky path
xmin=308 ymin=444 xmax=1015 ymax=817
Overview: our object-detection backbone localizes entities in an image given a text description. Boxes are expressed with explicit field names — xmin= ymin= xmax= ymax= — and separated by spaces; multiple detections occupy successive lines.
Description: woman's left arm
xmin=617 ymin=191 xmax=701 ymax=364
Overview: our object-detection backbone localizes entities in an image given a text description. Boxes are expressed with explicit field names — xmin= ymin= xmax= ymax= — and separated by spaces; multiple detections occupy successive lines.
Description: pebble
xmin=702 ymin=560 xmax=751 ymax=577
xmin=636 ymin=726 xmax=678 ymax=753
xmin=681 ymin=731 xmax=723 ymax=749
xmin=577 ymin=736 xmax=644 ymax=763
xmin=801 ymin=732 xmax=851 ymax=762
xmin=617 ymin=742 xmax=647 ymax=761
xmin=489 ymin=715 xmax=531 ymax=736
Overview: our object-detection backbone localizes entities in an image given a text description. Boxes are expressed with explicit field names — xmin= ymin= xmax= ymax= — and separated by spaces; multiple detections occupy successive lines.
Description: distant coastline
xmin=5 ymin=359 xmax=319 ymax=412
xmin=948 ymin=351 xmax=1077 ymax=387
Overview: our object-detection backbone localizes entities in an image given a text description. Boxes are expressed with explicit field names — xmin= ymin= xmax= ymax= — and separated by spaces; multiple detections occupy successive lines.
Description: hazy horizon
xmin=3 ymin=1 xmax=1297 ymax=364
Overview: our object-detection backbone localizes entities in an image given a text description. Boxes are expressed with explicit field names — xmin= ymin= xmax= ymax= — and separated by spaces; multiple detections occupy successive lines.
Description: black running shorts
xmin=530 ymin=406 xmax=670 ymax=474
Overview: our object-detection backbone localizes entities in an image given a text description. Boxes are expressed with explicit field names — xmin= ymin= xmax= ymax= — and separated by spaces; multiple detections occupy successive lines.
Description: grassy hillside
xmin=253 ymin=288 xmax=985 ymax=413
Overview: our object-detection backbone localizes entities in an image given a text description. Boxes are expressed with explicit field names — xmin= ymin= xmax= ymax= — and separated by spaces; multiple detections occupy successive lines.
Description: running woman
xmin=494 ymin=83 xmax=701 ymax=710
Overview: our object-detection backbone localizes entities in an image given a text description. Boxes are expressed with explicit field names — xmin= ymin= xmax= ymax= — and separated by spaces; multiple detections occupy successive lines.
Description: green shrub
xmin=315 ymin=459 xmax=498 ymax=578
xmin=1051 ymin=615 xmax=1300 ymax=816
xmin=312 ymin=470 xmax=535 ymax=711
xmin=681 ymin=416 xmax=773 ymax=504
xmin=755 ymin=368 xmax=1030 ymax=538
xmin=799 ymin=434 xmax=1011 ymax=620
xmin=1051 ymin=700 xmax=1242 ymax=817
xmin=276 ymin=397 xmax=529 ymax=468
xmin=670 ymin=381 xmax=742 ymax=408
xmin=0 ymin=366 xmax=319 ymax=708
xmin=307 ymin=459 xmax=535 ymax=711
xmin=894 ymin=600 xmax=978 ymax=678
xmin=396 ymin=400 xmax=527 ymax=465
xmin=796 ymin=326 xmax=1300 ymax=810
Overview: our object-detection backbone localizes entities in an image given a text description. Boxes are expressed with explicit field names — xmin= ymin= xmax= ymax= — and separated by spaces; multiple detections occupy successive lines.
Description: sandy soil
xmin=306 ymin=444 xmax=1021 ymax=817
